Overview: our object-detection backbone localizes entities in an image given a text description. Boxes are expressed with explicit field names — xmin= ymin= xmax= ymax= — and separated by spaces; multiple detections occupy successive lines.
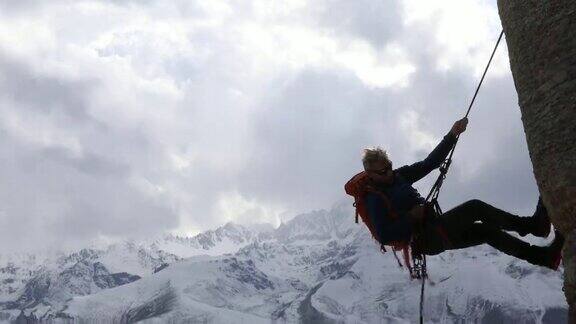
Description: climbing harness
xmin=415 ymin=29 xmax=505 ymax=324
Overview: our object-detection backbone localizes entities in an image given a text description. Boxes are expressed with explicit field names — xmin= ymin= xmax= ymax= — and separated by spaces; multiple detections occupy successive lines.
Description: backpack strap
xmin=389 ymin=241 xmax=416 ymax=278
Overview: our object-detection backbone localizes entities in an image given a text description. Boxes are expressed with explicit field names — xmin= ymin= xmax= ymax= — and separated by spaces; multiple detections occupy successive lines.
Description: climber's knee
xmin=463 ymin=199 xmax=485 ymax=209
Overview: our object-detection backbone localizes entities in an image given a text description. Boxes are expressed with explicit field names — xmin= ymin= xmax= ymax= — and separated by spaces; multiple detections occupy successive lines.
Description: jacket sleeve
xmin=395 ymin=132 xmax=457 ymax=184
xmin=365 ymin=193 xmax=412 ymax=243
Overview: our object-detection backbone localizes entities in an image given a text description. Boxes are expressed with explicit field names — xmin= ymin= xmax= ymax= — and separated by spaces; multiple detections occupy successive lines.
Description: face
xmin=367 ymin=160 xmax=394 ymax=185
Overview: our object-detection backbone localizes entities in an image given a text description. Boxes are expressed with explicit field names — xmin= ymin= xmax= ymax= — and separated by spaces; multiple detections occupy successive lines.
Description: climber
xmin=346 ymin=117 xmax=564 ymax=270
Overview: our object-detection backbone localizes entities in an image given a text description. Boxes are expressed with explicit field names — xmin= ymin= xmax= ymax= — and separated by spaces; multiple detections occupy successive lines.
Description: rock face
xmin=496 ymin=2 xmax=576 ymax=322
xmin=3 ymin=261 xmax=141 ymax=312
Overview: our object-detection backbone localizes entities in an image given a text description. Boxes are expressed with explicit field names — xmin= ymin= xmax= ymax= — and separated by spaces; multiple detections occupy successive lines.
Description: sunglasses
xmin=371 ymin=165 xmax=392 ymax=176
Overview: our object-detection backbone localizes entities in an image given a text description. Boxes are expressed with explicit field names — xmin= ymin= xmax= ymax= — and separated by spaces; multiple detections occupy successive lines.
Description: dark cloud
xmin=0 ymin=54 xmax=99 ymax=124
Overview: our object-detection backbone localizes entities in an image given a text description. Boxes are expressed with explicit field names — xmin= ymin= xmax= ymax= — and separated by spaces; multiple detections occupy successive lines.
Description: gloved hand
xmin=450 ymin=117 xmax=468 ymax=136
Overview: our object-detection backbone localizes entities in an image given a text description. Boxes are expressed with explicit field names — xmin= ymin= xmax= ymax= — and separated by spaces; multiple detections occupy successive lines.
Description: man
xmin=347 ymin=117 xmax=563 ymax=270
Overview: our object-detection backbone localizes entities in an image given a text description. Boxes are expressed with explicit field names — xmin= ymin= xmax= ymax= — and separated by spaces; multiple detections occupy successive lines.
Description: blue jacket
xmin=365 ymin=133 xmax=457 ymax=243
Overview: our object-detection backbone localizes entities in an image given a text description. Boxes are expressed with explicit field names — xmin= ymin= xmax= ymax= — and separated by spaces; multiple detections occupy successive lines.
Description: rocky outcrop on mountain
xmin=0 ymin=255 xmax=42 ymax=302
xmin=2 ymin=260 xmax=141 ymax=312
xmin=5 ymin=270 xmax=51 ymax=310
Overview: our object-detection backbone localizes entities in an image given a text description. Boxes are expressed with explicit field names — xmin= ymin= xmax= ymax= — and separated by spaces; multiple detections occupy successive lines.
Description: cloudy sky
xmin=0 ymin=0 xmax=540 ymax=253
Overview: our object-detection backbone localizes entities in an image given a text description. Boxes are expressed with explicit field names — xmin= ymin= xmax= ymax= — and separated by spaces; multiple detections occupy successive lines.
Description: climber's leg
xmin=439 ymin=199 xmax=550 ymax=237
xmin=440 ymin=221 xmax=563 ymax=270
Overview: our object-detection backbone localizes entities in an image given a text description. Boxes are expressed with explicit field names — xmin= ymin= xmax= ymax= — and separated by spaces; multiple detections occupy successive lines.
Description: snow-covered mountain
xmin=151 ymin=221 xmax=272 ymax=258
xmin=0 ymin=203 xmax=568 ymax=323
xmin=0 ymin=221 xmax=269 ymax=321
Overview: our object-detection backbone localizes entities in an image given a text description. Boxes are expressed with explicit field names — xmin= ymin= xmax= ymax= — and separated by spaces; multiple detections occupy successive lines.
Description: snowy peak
xmin=154 ymin=222 xmax=267 ymax=258
xmin=57 ymin=248 xmax=100 ymax=269
xmin=275 ymin=203 xmax=357 ymax=243
xmin=99 ymin=240 xmax=180 ymax=276
xmin=209 ymin=222 xmax=260 ymax=245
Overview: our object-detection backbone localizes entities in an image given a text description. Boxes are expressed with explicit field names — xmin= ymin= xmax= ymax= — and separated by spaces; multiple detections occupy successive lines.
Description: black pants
xmin=416 ymin=199 xmax=546 ymax=266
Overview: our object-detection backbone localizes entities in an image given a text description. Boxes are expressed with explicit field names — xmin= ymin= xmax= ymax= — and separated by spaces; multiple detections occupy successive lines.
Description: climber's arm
xmin=396 ymin=118 xmax=467 ymax=184
xmin=395 ymin=133 xmax=456 ymax=184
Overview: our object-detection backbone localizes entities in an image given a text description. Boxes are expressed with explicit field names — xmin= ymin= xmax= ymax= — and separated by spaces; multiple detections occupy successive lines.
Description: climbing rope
xmin=416 ymin=29 xmax=505 ymax=324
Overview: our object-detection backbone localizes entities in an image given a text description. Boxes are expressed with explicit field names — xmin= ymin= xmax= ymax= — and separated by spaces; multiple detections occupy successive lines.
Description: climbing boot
xmin=529 ymin=196 xmax=551 ymax=238
xmin=528 ymin=230 xmax=564 ymax=270
xmin=512 ymin=218 xmax=533 ymax=237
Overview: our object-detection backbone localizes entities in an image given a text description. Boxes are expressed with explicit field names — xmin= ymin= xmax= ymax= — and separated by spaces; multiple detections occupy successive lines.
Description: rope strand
xmin=417 ymin=29 xmax=504 ymax=324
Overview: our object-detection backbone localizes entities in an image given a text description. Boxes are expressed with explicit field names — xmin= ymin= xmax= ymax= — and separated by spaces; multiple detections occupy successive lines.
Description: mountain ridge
xmin=0 ymin=203 xmax=568 ymax=323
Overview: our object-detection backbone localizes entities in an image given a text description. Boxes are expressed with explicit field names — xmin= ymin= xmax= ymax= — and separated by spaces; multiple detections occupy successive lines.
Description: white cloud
xmin=0 ymin=0 xmax=538 ymax=252
xmin=217 ymin=191 xmax=285 ymax=227
xmin=401 ymin=0 xmax=508 ymax=77
xmin=399 ymin=109 xmax=437 ymax=150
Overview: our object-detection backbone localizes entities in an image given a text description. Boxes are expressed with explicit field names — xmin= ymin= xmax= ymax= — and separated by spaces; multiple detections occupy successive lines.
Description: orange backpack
xmin=344 ymin=171 xmax=417 ymax=277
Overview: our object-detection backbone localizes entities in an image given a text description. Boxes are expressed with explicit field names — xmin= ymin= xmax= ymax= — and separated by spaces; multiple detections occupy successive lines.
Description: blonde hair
xmin=362 ymin=147 xmax=391 ymax=170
